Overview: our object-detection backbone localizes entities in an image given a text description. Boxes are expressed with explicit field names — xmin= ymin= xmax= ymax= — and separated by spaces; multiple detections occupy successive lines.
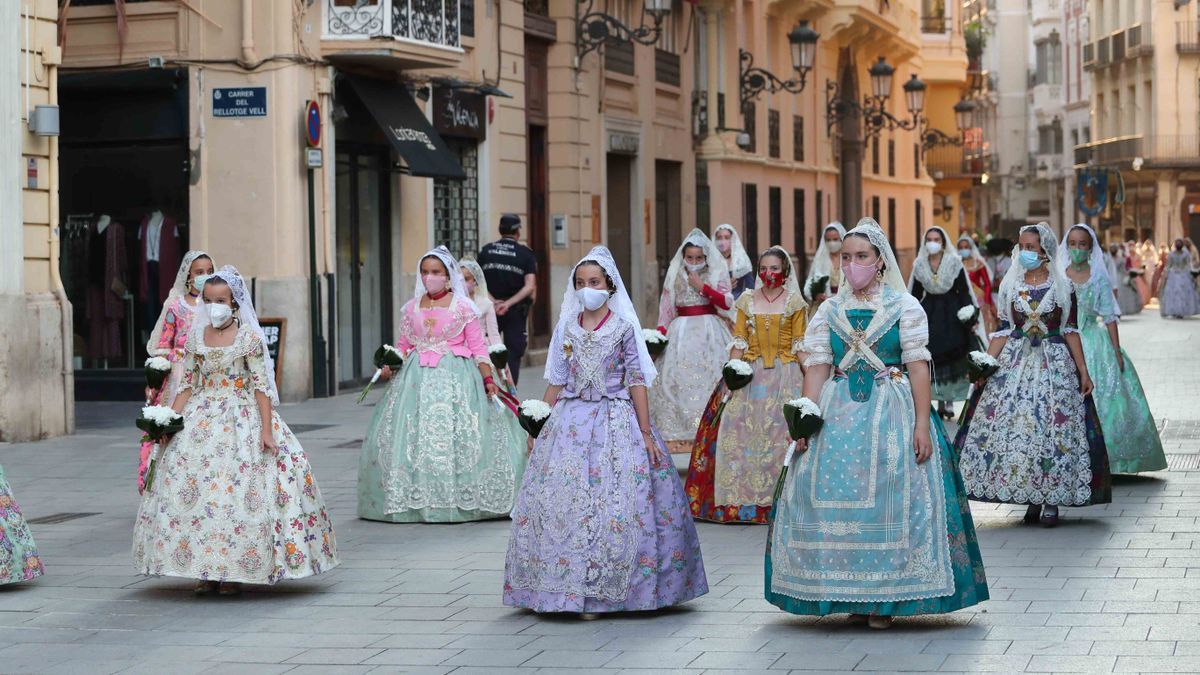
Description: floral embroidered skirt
xmin=685 ymin=361 xmax=803 ymax=524
xmin=1079 ymin=322 xmax=1166 ymax=474
xmin=0 ymin=463 xmax=45 ymax=585
xmin=649 ymin=314 xmax=731 ymax=451
xmin=955 ymin=338 xmax=1112 ymax=506
xmin=358 ymin=354 xmax=525 ymax=523
xmin=504 ymin=396 xmax=707 ymax=613
xmin=133 ymin=402 xmax=339 ymax=584
xmin=1160 ymin=270 xmax=1200 ymax=317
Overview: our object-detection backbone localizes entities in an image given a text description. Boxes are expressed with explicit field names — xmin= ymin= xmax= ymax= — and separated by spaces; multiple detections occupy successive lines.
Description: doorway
xmin=525 ymin=37 xmax=551 ymax=344
xmin=335 ymin=146 xmax=393 ymax=386
xmin=606 ymin=154 xmax=634 ymax=277
xmin=655 ymin=160 xmax=683 ymax=289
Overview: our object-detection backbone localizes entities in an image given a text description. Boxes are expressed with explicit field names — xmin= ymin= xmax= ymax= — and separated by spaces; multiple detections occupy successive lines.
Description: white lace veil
xmin=414 ymin=246 xmax=480 ymax=316
xmin=458 ymin=257 xmax=491 ymax=307
xmin=805 ymin=221 xmax=846 ymax=299
xmin=661 ymin=228 xmax=731 ymax=309
xmin=545 ymin=245 xmax=657 ymax=388
xmin=956 ymin=233 xmax=989 ymax=268
xmin=909 ymin=226 xmax=967 ymax=295
xmin=1058 ymin=223 xmax=1117 ymax=308
xmin=837 ymin=218 xmax=906 ymax=297
xmin=714 ymin=223 xmax=754 ymax=279
xmin=146 ymin=250 xmax=211 ymax=356
xmin=190 ymin=265 xmax=280 ymax=405
xmin=997 ymin=222 xmax=1073 ymax=326
xmin=759 ymin=245 xmax=802 ymax=297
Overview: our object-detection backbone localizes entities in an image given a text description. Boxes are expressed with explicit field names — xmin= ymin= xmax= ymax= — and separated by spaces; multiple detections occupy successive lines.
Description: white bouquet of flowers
xmin=967 ymin=350 xmax=1000 ymax=382
xmin=773 ymin=397 xmax=824 ymax=501
xmin=136 ymin=405 xmax=184 ymax=492
xmin=642 ymin=328 xmax=668 ymax=359
xmin=517 ymin=399 xmax=553 ymax=438
xmin=957 ymin=305 xmax=980 ymax=325
xmin=358 ymin=344 xmax=405 ymax=404
xmin=144 ymin=356 xmax=172 ymax=391
xmin=488 ymin=343 xmax=509 ymax=372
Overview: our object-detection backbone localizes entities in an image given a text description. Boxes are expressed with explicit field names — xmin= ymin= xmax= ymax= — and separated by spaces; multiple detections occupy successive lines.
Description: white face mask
xmin=208 ymin=303 xmax=233 ymax=328
xmin=192 ymin=274 xmax=211 ymax=293
xmin=684 ymin=262 xmax=707 ymax=274
xmin=577 ymin=287 xmax=610 ymax=311
xmin=925 ymin=241 xmax=943 ymax=255
xmin=826 ymin=240 xmax=843 ymax=253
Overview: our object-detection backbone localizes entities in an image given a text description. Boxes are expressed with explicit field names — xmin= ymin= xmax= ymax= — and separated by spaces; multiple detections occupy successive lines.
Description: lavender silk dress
xmin=504 ymin=315 xmax=708 ymax=613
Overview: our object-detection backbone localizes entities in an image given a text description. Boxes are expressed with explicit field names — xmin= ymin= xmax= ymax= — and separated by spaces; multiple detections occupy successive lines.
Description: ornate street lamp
xmin=826 ymin=56 xmax=927 ymax=139
xmin=922 ymin=98 xmax=975 ymax=151
xmin=739 ymin=21 xmax=820 ymax=111
xmin=576 ymin=0 xmax=672 ymax=61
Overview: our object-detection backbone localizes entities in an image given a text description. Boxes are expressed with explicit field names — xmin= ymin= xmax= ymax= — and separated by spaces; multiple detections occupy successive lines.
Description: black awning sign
xmin=345 ymin=75 xmax=466 ymax=180
xmin=388 ymin=125 xmax=438 ymax=150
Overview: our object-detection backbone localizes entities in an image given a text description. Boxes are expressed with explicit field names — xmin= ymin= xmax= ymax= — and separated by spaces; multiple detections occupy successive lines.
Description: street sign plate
xmin=212 ymin=87 xmax=267 ymax=118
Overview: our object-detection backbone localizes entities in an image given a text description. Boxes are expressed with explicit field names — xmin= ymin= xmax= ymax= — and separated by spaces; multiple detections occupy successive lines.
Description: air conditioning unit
xmin=1097 ymin=36 xmax=1111 ymax=66
xmin=1111 ymin=30 xmax=1126 ymax=61
xmin=1082 ymin=41 xmax=1096 ymax=69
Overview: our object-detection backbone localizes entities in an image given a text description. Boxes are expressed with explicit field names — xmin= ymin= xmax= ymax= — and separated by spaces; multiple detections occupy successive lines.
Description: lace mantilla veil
xmin=146 ymin=250 xmax=210 ymax=356
xmin=661 ymin=229 xmax=731 ymax=308
xmin=1057 ymin=222 xmax=1118 ymax=315
xmin=545 ymin=245 xmax=658 ymax=388
xmin=997 ymin=222 xmax=1073 ymax=325
xmin=837 ymin=218 xmax=907 ymax=297
xmin=413 ymin=246 xmax=480 ymax=316
xmin=714 ymin=224 xmax=754 ymax=280
xmin=458 ymin=257 xmax=491 ymax=308
xmin=909 ymin=226 xmax=971 ymax=297
xmin=189 ymin=265 xmax=280 ymax=405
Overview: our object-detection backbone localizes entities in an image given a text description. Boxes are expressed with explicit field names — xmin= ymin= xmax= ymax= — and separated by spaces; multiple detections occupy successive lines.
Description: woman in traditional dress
xmin=504 ymin=246 xmax=707 ymax=616
xmin=957 ymin=235 xmax=997 ymax=334
xmin=1 ymin=464 xmax=45 ymax=585
xmin=1059 ymin=225 xmax=1166 ymax=474
xmin=1112 ymin=243 xmax=1144 ymax=315
xmin=908 ymin=227 xmax=980 ymax=419
xmin=714 ymin=224 xmax=756 ymax=300
xmin=138 ymin=251 xmax=214 ymax=492
xmin=1159 ymin=238 xmax=1200 ymax=318
xmin=685 ymin=246 xmax=806 ymax=524
xmin=1128 ymin=241 xmax=1152 ymax=305
xmin=766 ymin=218 xmax=988 ymax=630
xmin=956 ymin=223 xmax=1112 ymax=528
xmin=650 ymin=229 xmax=733 ymax=454
xmin=358 ymin=247 xmax=524 ymax=523
xmin=460 ymin=257 xmax=515 ymax=392
xmin=133 ymin=267 xmax=339 ymax=594
xmin=802 ymin=222 xmax=846 ymax=305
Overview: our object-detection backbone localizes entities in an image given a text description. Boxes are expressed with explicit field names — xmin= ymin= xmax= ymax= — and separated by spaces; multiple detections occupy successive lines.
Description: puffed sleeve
xmin=1093 ymin=278 xmax=1121 ymax=324
xmin=801 ymin=302 xmax=833 ymax=367
xmin=461 ymin=303 xmax=491 ymax=364
xmin=395 ymin=302 xmax=415 ymax=356
xmin=175 ymin=347 xmax=199 ymax=397
xmin=899 ymin=296 xmax=933 ymax=364
xmin=730 ymin=295 xmax=751 ymax=351
xmin=621 ymin=323 xmax=647 ymax=388
xmin=245 ymin=336 xmax=274 ymax=397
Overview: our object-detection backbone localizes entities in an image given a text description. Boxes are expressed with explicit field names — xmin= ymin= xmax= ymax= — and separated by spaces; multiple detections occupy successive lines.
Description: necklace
xmin=427 ymin=288 xmax=449 ymax=302
xmin=214 ymin=319 xmax=236 ymax=333
xmin=760 ymin=286 xmax=785 ymax=304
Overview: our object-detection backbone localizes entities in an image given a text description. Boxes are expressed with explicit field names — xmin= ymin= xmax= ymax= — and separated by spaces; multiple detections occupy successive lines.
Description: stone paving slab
xmin=0 ymin=312 xmax=1197 ymax=673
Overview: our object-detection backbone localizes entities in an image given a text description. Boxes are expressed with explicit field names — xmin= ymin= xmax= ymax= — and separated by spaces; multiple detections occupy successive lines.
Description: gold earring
xmin=875 ymin=268 xmax=884 ymax=281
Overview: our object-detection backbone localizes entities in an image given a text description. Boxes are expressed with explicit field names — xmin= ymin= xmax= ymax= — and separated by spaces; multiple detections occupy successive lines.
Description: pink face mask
xmin=841 ymin=261 xmax=879 ymax=291
xmin=716 ymin=239 xmax=732 ymax=253
xmin=423 ymin=275 xmax=448 ymax=294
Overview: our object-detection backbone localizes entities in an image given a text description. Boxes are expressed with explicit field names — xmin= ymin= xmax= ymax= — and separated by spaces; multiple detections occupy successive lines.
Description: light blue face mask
xmin=1018 ymin=250 xmax=1043 ymax=270
xmin=957 ymin=248 xmax=971 ymax=259
xmin=192 ymin=274 xmax=212 ymax=293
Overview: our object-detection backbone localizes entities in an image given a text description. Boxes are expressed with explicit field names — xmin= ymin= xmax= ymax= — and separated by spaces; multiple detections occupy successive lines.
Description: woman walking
xmin=685 ymin=246 xmax=807 ymax=524
xmin=766 ymin=219 xmax=988 ymax=629
xmin=1159 ymin=238 xmax=1200 ymax=318
xmin=956 ymin=224 xmax=1112 ymax=527
xmin=802 ymin=222 xmax=846 ymax=305
xmin=504 ymin=246 xmax=707 ymax=616
xmin=714 ymin=224 xmax=756 ymax=300
xmin=957 ymin=235 xmax=997 ymax=334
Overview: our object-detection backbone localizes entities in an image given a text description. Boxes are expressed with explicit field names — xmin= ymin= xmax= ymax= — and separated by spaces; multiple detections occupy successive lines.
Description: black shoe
xmin=1023 ymin=505 xmax=1042 ymax=525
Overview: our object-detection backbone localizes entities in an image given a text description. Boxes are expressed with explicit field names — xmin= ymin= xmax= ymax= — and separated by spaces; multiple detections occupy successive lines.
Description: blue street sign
xmin=212 ymin=87 xmax=267 ymax=118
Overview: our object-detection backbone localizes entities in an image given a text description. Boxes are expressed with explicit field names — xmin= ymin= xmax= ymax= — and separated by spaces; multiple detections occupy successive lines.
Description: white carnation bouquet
xmin=488 ymin=342 xmax=509 ymax=372
xmin=358 ymin=344 xmax=405 ymax=404
xmin=957 ymin=305 xmax=980 ymax=325
xmin=772 ymin=397 xmax=824 ymax=501
xmin=517 ymin=399 xmax=553 ymax=438
xmin=144 ymin=356 xmax=172 ymax=391
xmin=136 ymin=405 xmax=185 ymax=492
xmin=714 ymin=358 xmax=754 ymax=417
xmin=642 ymin=328 xmax=668 ymax=359
xmin=967 ymin=350 xmax=1000 ymax=382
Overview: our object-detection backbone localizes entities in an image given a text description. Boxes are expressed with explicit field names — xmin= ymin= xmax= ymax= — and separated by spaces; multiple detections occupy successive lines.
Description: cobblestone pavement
xmin=1 ymin=311 xmax=1198 ymax=674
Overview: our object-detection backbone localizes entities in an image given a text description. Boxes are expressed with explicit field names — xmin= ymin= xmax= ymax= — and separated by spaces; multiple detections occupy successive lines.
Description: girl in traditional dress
xmin=460 ymin=257 xmax=515 ymax=391
xmin=504 ymin=246 xmax=707 ymax=616
xmin=908 ymin=227 xmax=980 ymax=418
xmin=1112 ymin=243 xmax=1144 ymax=315
xmin=766 ymin=218 xmax=988 ymax=630
xmin=650 ymin=229 xmax=733 ymax=454
xmin=957 ymin=235 xmax=997 ymax=334
xmin=1128 ymin=241 xmax=1152 ymax=305
xmin=685 ymin=246 xmax=806 ymax=524
xmin=138 ymin=251 xmax=214 ymax=492
xmin=0 ymin=464 xmax=45 ymax=585
xmin=956 ymin=224 xmax=1111 ymax=528
xmin=1060 ymin=225 xmax=1166 ymax=474
xmin=358 ymin=247 xmax=524 ymax=523
xmin=1159 ymin=238 xmax=1200 ymax=318
xmin=802 ymin=222 xmax=846 ymax=305
xmin=133 ymin=266 xmax=339 ymax=594
xmin=713 ymin=224 xmax=756 ymax=299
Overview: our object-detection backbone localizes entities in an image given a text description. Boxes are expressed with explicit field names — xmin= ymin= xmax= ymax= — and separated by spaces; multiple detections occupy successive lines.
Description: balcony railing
xmin=1145 ymin=135 xmax=1200 ymax=167
xmin=1074 ymin=135 xmax=1142 ymax=167
xmin=324 ymin=0 xmax=461 ymax=49
xmin=1178 ymin=21 xmax=1200 ymax=54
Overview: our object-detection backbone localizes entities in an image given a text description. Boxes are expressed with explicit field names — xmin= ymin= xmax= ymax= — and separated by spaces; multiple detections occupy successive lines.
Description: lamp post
xmin=738 ymin=21 xmax=819 ymax=112
xmin=576 ymin=0 xmax=672 ymax=61
xmin=922 ymin=97 xmax=975 ymax=152
xmin=825 ymin=56 xmax=928 ymax=139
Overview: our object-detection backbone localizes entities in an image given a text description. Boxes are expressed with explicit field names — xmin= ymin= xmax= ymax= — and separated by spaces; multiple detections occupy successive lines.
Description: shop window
xmin=434 ymin=140 xmax=480 ymax=259
xmin=768 ymin=109 xmax=781 ymax=158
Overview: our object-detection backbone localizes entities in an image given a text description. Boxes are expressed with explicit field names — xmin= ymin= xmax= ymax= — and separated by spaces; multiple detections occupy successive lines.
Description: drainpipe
xmin=241 ymin=0 xmax=258 ymax=64
xmin=46 ymin=60 xmax=75 ymax=434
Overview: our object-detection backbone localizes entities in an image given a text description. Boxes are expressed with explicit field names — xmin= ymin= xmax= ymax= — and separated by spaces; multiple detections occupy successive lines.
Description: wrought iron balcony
xmin=324 ymin=0 xmax=462 ymax=49
xmin=1178 ymin=21 xmax=1200 ymax=54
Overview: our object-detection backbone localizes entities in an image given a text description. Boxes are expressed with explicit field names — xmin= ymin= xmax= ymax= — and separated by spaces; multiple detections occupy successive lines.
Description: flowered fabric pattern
xmin=955 ymin=282 xmax=1112 ymax=506
xmin=0 ymin=463 xmax=44 ymax=585
xmin=504 ymin=316 xmax=708 ymax=613
xmin=132 ymin=326 xmax=339 ymax=584
xmin=1074 ymin=275 xmax=1166 ymax=474
xmin=685 ymin=292 xmax=806 ymax=523
xmin=767 ymin=287 xmax=987 ymax=614
xmin=139 ymin=295 xmax=200 ymax=491
xmin=1160 ymin=251 xmax=1200 ymax=317
xmin=358 ymin=300 xmax=525 ymax=523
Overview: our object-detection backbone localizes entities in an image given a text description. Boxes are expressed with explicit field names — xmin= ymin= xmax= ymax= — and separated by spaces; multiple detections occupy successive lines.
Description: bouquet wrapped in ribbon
xmin=517 ymin=399 xmax=553 ymax=439
xmin=488 ymin=343 xmax=509 ymax=372
xmin=806 ymin=275 xmax=830 ymax=300
xmin=773 ymin=397 xmax=823 ymax=502
xmin=957 ymin=305 xmax=980 ymax=326
xmin=967 ymin=350 xmax=1000 ymax=382
xmin=358 ymin=344 xmax=405 ymax=404
xmin=136 ymin=405 xmax=184 ymax=492
xmin=144 ymin=356 xmax=172 ymax=392
xmin=642 ymin=328 xmax=668 ymax=359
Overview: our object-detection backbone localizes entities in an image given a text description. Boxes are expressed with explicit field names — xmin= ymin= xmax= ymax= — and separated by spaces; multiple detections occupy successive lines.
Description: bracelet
xmin=639 ymin=427 xmax=653 ymax=434
xmin=483 ymin=376 xmax=496 ymax=385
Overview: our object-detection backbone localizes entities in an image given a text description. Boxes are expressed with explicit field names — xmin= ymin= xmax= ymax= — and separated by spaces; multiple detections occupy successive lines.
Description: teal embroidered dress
xmin=1074 ymin=275 xmax=1166 ymax=473
xmin=766 ymin=288 xmax=988 ymax=616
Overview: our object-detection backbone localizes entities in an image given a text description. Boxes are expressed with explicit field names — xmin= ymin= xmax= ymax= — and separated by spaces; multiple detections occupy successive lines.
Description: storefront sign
xmin=433 ymin=88 xmax=486 ymax=141
xmin=212 ymin=87 xmax=267 ymax=118
xmin=608 ymin=132 xmax=639 ymax=155
xmin=260 ymin=317 xmax=287 ymax=388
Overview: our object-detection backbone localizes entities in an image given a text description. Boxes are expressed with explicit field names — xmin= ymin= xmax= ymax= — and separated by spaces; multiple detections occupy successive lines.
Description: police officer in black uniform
xmin=478 ymin=214 xmax=537 ymax=384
